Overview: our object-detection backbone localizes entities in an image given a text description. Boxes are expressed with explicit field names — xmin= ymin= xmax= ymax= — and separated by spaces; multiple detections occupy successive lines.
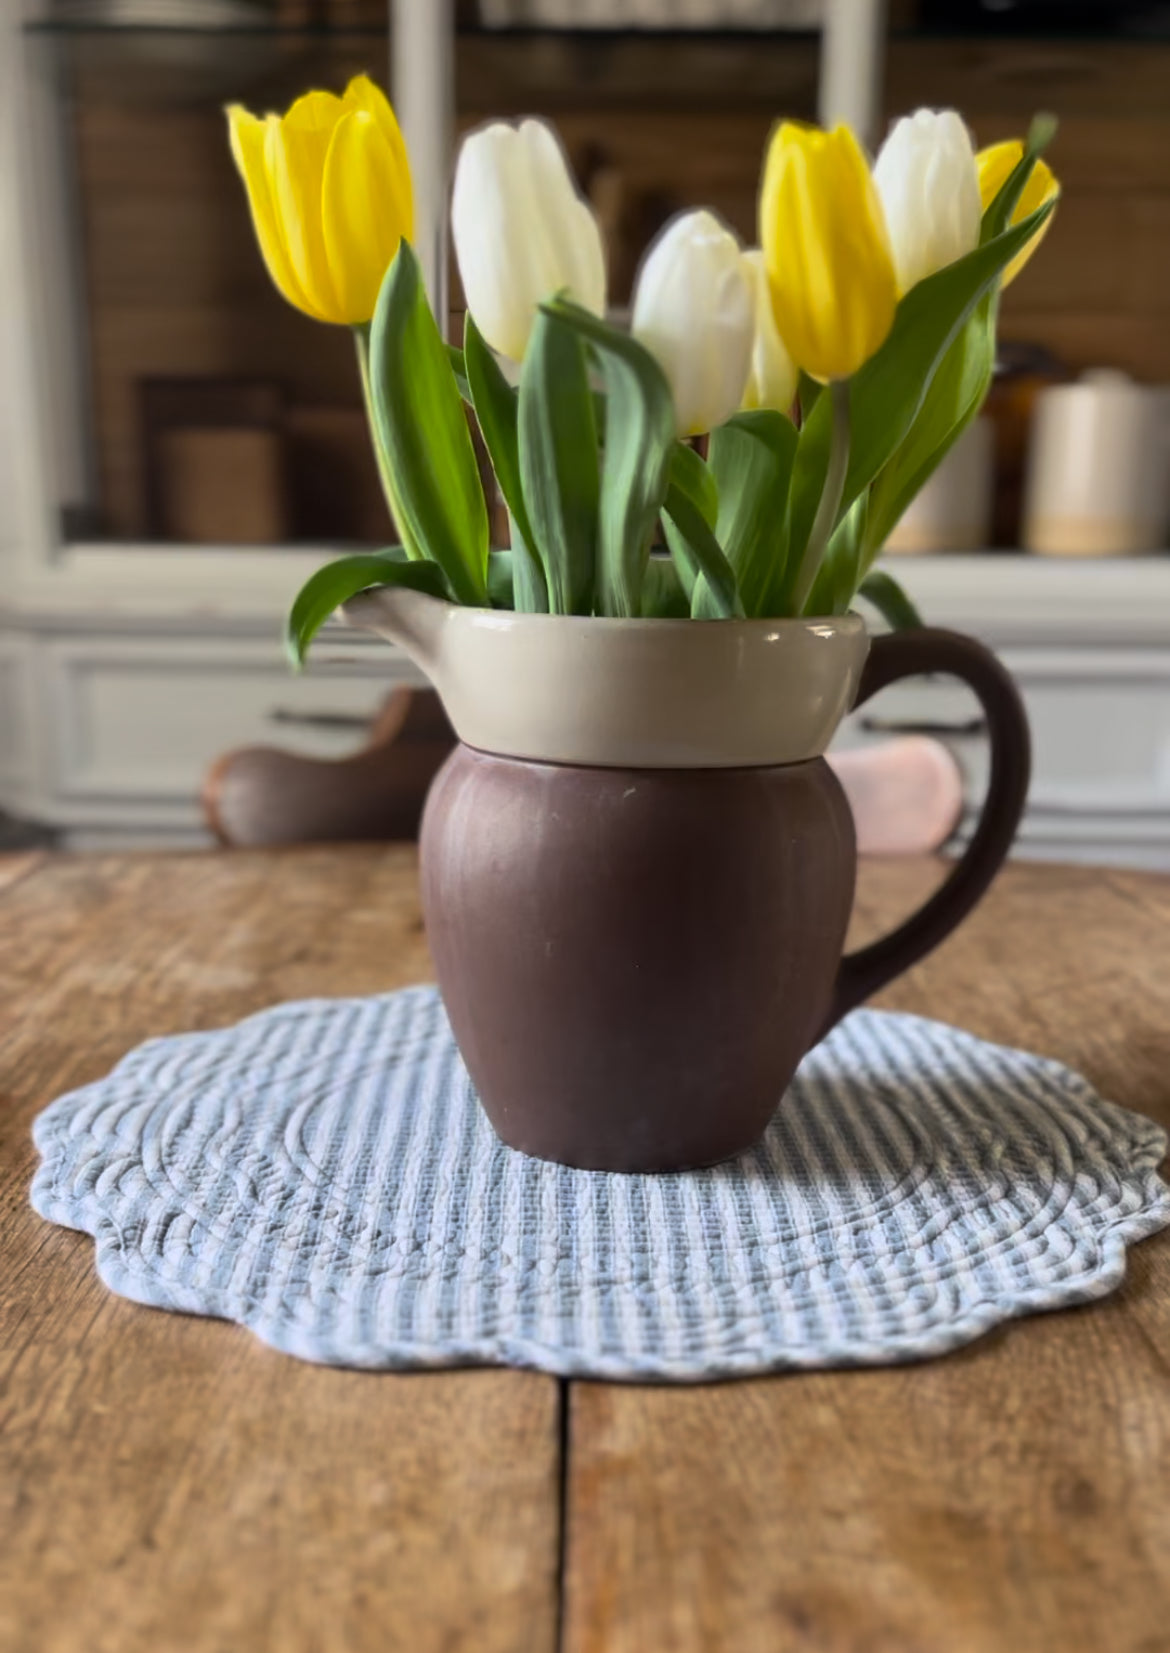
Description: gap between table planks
xmin=564 ymin=859 xmax=1170 ymax=1653
xmin=1 ymin=849 xmax=1168 ymax=1653
xmin=0 ymin=848 xmax=560 ymax=1653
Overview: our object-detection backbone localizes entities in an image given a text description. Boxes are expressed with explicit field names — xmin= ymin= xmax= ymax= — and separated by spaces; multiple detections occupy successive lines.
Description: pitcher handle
xmin=824 ymin=627 xmax=1030 ymax=1031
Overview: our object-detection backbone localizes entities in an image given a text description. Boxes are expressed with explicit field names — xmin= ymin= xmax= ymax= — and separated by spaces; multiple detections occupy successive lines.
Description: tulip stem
xmin=793 ymin=377 xmax=850 ymax=616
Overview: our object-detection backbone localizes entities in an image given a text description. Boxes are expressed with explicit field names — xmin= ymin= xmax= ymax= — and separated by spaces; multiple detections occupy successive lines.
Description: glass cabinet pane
xmin=25 ymin=11 xmax=393 ymax=549
xmin=22 ymin=4 xmax=1170 ymax=556
xmin=22 ymin=4 xmax=825 ymax=552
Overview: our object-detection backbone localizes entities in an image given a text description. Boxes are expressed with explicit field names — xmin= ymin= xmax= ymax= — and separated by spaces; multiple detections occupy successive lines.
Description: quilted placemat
xmin=30 ymin=987 xmax=1170 ymax=1380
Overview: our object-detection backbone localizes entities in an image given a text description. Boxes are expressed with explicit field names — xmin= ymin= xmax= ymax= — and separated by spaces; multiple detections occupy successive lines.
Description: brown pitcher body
xmin=421 ymin=749 xmax=858 ymax=1172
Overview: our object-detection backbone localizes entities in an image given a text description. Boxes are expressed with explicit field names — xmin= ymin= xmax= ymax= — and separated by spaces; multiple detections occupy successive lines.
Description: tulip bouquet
xmin=225 ymin=80 xmax=1058 ymax=660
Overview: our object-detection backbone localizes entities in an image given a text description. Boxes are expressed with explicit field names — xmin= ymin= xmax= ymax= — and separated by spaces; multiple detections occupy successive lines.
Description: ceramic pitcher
xmin=347 ymin=588 xmax=1030 ymax=1173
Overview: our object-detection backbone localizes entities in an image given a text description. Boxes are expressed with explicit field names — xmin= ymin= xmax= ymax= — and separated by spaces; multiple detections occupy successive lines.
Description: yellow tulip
xmin=759 ymin=121 xmax=898 ymax=382
xmin=227 ymin=75 xmax=413 ymax=326
xmin=976 ymin=141 xmax=1060 ymax=288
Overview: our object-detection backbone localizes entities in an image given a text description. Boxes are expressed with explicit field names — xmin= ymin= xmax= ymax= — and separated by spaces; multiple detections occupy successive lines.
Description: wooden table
xmin=2 ymin=848 xmax=1168 ymax=1653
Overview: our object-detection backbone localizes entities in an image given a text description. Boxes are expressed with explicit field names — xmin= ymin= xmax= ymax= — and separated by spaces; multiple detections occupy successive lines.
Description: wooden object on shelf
xmin=141 ymin=377 xmax=289 ymax=544
xmin=202 ymin=686 xmax=458 ymax=847
xmin=156 ymin=428 xmax=287 ymax=544
xmin=981 ymin=344 xmax=1070 ymax=549
xmin=285 ymin=405 xmax=389 ymax=544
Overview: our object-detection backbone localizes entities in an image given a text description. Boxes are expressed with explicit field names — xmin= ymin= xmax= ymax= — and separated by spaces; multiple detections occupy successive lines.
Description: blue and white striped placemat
xmin=30 ymin=987 xmax=1170 ymax=1380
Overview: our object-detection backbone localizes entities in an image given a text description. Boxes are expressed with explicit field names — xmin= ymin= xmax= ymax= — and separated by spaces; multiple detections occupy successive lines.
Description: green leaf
xmin=446 ymin=342 xmax=471 ymax=402
xmin=856 ymin=568 xmax=924 ymax=632
xmin=464 ymin=316 xmax=527 ymax=539
xmin=843 ymin=201 xmax=1055 ymax=504
xmin=542 ymin=297 xmax=675 ymax=618
xmin=782 ymin=377 xmax=851 ymax=616
xmin=518 ymin=308 xmax=599 ymax=615
xmin=662 ymin=446 xmax=743 ymax=620
xmin=708 ymin=410 xmax=797 ymax=617
xmin=668 ymin=439 xmax=719 ymax=525
xmin=862 ymin=296 xmax=996 ymax=567
xmin=980 ymin=111 xmax=1058 ymax=244
xmin=804 ymin=493 xmax=869 ymax=618
xmin=1027 ymin=111 xmax=1059 ymax=152
xmin=797 ymin=371 xmax=823 ymax=424
xmin=354 ymin=327 xmax=421 ymax=559
xmin=487 ymin=548 xmax=515 ymax=609
xmin=285 ymin=550 xmax=448 ymax=668
xmin=661 ymin=440 xmax=713 ymax=605
xmin=640 ymin=554 xmax=690 ymax=618
xmin=847 ymin=119 xmax=1058 ymax=579
xmin=506 ymin=514 xmax=548 ymax=614
xmin=464 ymin=314 xmax=547 ymax=613
xmin=368 ymin=242 xmax=489 ymax=606
xmin=784 ymin=413 xmax=836 ymax=613
xmin=787 ymin=196 xmax=1057 ymax=577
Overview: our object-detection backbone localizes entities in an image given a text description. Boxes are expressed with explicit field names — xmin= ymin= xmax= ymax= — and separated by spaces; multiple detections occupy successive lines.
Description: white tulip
xmin=872 ymin=108 xmax=982 ymax=294
xmin=451 ymin=118 xmax=606 ymax=363
xmin=739 ymin=249 xmax=797 ymax=416
xmin=631 ymin=209 xmax=754 ymax=437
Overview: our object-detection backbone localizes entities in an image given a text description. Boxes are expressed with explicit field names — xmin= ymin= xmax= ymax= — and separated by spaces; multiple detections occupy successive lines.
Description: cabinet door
xmin=38 ymin=633 xmax=420 ymax=835
xmin=833 ymin=645 xmax=1170 ymax=868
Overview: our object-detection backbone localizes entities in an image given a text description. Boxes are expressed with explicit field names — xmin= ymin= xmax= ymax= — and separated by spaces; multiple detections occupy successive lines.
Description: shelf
xmin=21 ymin=19 xmax=824 ymax=112
xmin=25 ymin=16 xmax=1170 ymax=41
xmin=19 ymin=19 xmax=390 ymax=108
xmin=23 ymin=15 xmax=1170 ymax=115
xmin=5 ymin=551 xmax=1167 ymax=649
xmin=23 ymin=20 xmax=385 ymax=37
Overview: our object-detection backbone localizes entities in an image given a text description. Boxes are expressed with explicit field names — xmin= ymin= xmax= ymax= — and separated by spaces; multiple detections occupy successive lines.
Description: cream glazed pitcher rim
xmin=343 ymin=585 xmax=870 ymax=770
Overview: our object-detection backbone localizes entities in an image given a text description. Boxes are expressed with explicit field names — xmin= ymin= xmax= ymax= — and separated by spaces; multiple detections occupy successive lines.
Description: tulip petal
xmin=519 ymin=120 xmax=606 ymax=318
xmin=761 ymin=122 xmax=898 ymax=381
xmin=341 ymin=75 xmax=414 ymax=240
xmin=977 ymin=140 xmax=1059 ymax=286
xmin=632 ymin=209 xmax=752 ymax=436
xmin=321 ymin=110 xmax=409 ymax=325
xmin=452 ymin=126 xmax=541 ymax=360
xmin=740 ymin=248 xmax=797 ymax=414
xmin=452 ymin=119 xmax=605 ymax=363
xmin=873 ymin=108 xmax=981 ymax=293
xmin=227 ymin=104 xmax=328 ymax=321
xmin=267 ymin=92 xmax=343 ymax=322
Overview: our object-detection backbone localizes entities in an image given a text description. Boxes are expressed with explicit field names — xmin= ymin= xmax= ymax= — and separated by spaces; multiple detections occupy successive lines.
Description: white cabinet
xmin=1 ymin=6 xmax=1168 ymax=865
xmin=0 ymin=636 xmax=35 ymax=802
xmin=0 ymin=617 xmax=421 ymax=848
xmin=0 ymin=556 xmax=1167 ymax=863
xmin=834 ymin=558 xmax=1170 ymax=869
xmin=33 ymin=632 xmax=418 ymax=846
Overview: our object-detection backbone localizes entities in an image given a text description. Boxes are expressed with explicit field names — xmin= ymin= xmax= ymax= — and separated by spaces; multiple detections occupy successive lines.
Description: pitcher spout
xmin=342 ymin=585 xmax=451 ymax=685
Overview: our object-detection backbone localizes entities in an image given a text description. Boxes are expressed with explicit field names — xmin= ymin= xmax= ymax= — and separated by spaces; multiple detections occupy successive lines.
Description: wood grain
xmin=4 ymin=851 xmax=1169 ymax=1651
xmin=0 ymin=852 xmax=44 ymax=895
xmin=0 ymin=848 xmax=559 ymax=1653
xmin=564 ymin=859 xmax=1170 ymax=1653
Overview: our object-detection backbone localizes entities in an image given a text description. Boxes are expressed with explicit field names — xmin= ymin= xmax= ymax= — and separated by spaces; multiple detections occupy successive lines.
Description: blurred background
xmin=1 ymin=0 xmax=1168 ymax=861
